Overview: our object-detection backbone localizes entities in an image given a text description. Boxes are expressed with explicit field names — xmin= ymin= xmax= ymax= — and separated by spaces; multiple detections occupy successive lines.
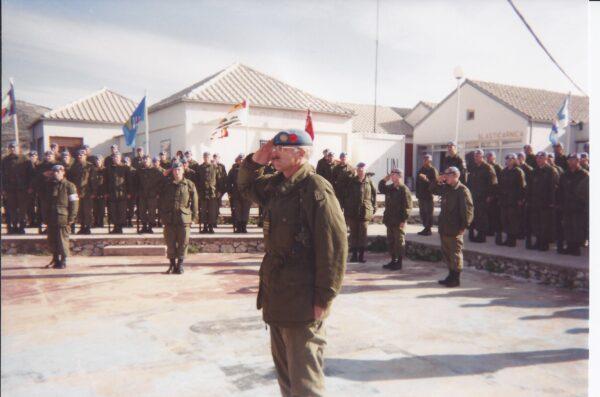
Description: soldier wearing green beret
xmin=42 ymin=165 xmax=79 ymax=269
xmin=238 ymin=129 xmax=347 ymax=397
xmin=430 ymin=166 xmax=474 ymax=288
xmin=159 ymin=161 xmax=198 ymax=274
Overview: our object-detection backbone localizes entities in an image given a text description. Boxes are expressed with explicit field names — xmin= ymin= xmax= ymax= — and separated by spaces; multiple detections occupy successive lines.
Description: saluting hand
xmin=314 ymin=305 xmax=326 ymax=321
xmin=252 ymin=140 xmax=273 ymax=165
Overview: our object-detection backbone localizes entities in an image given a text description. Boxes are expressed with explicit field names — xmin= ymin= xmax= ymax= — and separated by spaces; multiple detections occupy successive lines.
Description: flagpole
xmin=10 ymin=78 xmax=19 ymax=148
xmin=144 ymin=90 xmax=149 ymax=154
xmin=566 ymin=92 xmax=571 ymax=153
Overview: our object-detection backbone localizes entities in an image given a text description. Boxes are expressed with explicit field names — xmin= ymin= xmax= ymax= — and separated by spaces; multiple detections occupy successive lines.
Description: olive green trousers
xmin=440 ymin=233 xmax=464 ymax=271
xmin=163 ymin=224 xmax=190 ymax=259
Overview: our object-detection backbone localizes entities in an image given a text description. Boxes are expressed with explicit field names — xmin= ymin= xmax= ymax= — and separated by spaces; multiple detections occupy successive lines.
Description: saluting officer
xmin=68 ymin=149 xmax=95 ymax=234
xmin=238 ymin=129 xmax=347 ymax=397
xmin=528 ymin=152 xmax=560 ymax=251
xmin=416 ymin=153 xmax=438 ymax=236
xmin=105 ymin=152 xmax=130 ymax=234
xmin=159 ymin=161 xmax=198 ymax=274
xmin=1 ymin=142 xmax=29 ymax=234
xmin=430 ymin=167 xmax=474 ymax=288
xmin=378 ymin=168 xmax=413 ymax=270
xmin=227 ymin=153 xmax=252 ymax=233
xmin=42 ymin=164 xmax=79 ymax=269
xmin=498 ymin=154 xmax=526 ymax=247
xmin=557 ymin=153 xmax=588 ymax=256
xmin=343 ymin=162 xmax=376 ymax=263
xmin=137 ymin=155 xmax=165 ymax=233
xmin=194 ymin=151 xmax=219 ymax=233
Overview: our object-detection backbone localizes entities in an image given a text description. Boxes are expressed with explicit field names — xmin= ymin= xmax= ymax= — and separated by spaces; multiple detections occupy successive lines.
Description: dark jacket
xmin=378 ymin=179 xmax=413 ymax=226
xmin=498 ymin=167 xmax=526 ymax=207
xmin=342 ymin=175 xmax=377 ymax=221
xmin=416 ymin=165 xmax=438 ymax=200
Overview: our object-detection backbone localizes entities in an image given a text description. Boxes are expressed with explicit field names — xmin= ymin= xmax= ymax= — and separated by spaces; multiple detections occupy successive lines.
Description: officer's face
xmin=271 ymin=146 xmax=302 ymax=172
xmin=203 ymin=154 xmax=210 ymax=163
xmin=339 ymin=156 xmax=346 ymax=164
xmin=54 ymin=169 xmax=65 ymax=181
xmin=172 ymin=167 xmax=184 ymax=180
xmin=474 ymin=152 xmax=483 ymax=164
xmin=137 ymin=150 xmax=143 ymax=157
xmin=444 ymin=172 xmax=459 ymax=185
xmin=356 ymin=167 xmax=366 ymax=179
xmin=447 ymin=145 xmax=456 ymax=155
xmin=524 ymin=146 xmax=532 ymax=154
xmin=144 ymin=158 xmax=152 ymax=167
xmin=487 ymin=154 xmax=496 ymax=164
xmin=568 ymin=158 xmax=579 ymax=171
xmin=517 ymin=155 xmax=525 ymax=165
xmin=391 ymin=172 xmax=401 ymax=183
xmin=536 ymin=156 xmax=547 ymax=167
xmin=326 ymin=154 xmax=334 ymax=163
xmin=78 ymin=154 xmax=86 ymax=163
xmin=153 ymin=160 xmax=160 ymax=167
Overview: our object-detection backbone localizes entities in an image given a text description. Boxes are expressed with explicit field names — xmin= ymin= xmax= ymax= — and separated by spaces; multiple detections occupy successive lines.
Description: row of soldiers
xmin=1 ymin=143 xmax=256 ymax=236
xmin=416 ymin=141 xmax=589 ymax=256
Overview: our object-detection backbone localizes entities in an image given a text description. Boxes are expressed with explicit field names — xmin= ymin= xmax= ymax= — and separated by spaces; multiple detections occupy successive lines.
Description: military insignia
xmin=289 ymin=134 xmax=298 ymax=143
xmin=279 ymin=133 xmax=288 ymax=143
xmin=314 ymin=190 xmax=325 ymax=201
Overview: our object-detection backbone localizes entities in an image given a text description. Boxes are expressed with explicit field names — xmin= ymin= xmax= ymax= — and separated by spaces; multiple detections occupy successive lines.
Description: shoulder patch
xmin=314 ymin=190 xmax=325 ymax=201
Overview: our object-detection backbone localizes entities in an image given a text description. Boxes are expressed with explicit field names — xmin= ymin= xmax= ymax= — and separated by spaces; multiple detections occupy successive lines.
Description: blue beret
xmin=356 ymin=162 xmax=366 ymax=168
xmin=339 ymin=152 xmax=347 ymax=158
xmin=171 ymin=161 xmax=183 ymax=169
xmin=273 ymin=129 xmax=313 ymax=146
xmin=52 ymin=164 xmax=64 ymax=172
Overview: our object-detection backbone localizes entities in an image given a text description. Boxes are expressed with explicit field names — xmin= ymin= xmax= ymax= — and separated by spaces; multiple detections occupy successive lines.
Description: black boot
xmin=116 ymin=225 xmax=124 ymax=234
xmin=71 ymin=224 xmax=76 ymax=234
xmin=349 ymin=249 xmax=358 ymax=263
xmin=468 ymin=228 xmax=476 ymax=242
xmin=174 ymin=258 xmax=184 ymax=274
xmin=438 ymin=271 xmax=452 ymax=285
xmin=389 ymin=256 xmax=403 ymax=270
xmin=201 ymin=224 xmax=209 ymax=234
xmin=166 ymin=258 xmax=176 ymax=274
xmin=241 ymin=222 xmax=248 ymax=233
xmin=53 ymin=255 xmax=66 ymax=269
xmin=495 ymin=232 xmax=503 ymax=245
xmin=233 ymin=222 xmax=239 ymax=233
xmin=46 ymin=254 xmax=59 ymax=268
xmin=147 ymin=226 xmax=154 ymax=234
xmin=382 ymin=256 xmax=396 ymax=269
xmin=445 ymin=270 xmax=460 ymax=288
xmin=505 ymin=235 xmax=517 ymax=247
xmin=417 ymin=228 xmax=428 ymax=236
xmin=556 ymin=241 xmax=566 ymax=254
xmin=358 ymin=248 xmax=366 ymax=263
xmin=18 ymin=222 xmax=26 ymax=234
xmin=422 ymin=227 xmax=432 ymax=236
xmin=208 ymin=224 xmax=215 ymax=234
xmin=77 ymin=226 xmax=86 ymax=235
xmin=475 ymin=231 xmax=486 ymax=243
xmin=531 ymin=238 xmax=540 ymax=250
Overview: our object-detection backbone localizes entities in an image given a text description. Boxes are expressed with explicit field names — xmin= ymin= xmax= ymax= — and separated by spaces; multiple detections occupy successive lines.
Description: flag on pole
xmin=210 ymin=99 xmax=248 ymax=140
xmin=549 ymin=95 xmax=569 ymax=146
xmin=305 ymin=109 xmax=314 ymax=140
xmin=1 ymin=82 xmax=17 ymax=124
xmin=122 ymin=97 xmax=146 ymax=148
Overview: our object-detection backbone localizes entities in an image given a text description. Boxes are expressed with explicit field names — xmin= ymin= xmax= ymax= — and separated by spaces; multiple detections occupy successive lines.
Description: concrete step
xmin=103 ymin=245 xmax=166 ymax=256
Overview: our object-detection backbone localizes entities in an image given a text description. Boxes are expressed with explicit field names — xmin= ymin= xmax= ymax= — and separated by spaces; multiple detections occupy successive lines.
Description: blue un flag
xmin=123 ymin=97 xmax=146 ymax=148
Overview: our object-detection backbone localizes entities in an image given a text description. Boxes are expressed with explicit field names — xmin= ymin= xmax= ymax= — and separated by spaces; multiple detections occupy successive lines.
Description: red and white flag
xmin=305 ymin=109 xmax=314 ymax=140
xmin=1 ymin=82 xmax=17 ymax=124
xmin=211 ymin=99 xmax=249 ymax=140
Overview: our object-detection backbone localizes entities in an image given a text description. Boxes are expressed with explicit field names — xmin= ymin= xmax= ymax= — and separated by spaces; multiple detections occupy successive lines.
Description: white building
xmin=413 ymin=79 xmax=589 ymax=172
xmin=137 ymin=63 xmax=354 ymax=169
xmin=32 ymin=88 xmax=136 ymax=155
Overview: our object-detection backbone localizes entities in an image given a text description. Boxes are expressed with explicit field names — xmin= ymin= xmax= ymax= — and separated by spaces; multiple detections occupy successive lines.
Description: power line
xmin=373 ymin=0 xmax=380 ymax=134
xmin=506 ymin=0 xmax=586 ymax=96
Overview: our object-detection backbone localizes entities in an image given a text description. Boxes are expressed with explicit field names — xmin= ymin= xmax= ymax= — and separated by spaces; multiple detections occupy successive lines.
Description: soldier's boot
xmin=422 ymin=227 xmax=432 ymax=236
xmin=18 ymin=222 xmax=27 ymax=234
xmin=438 ymin=271 xmax=452 ymax=285
xmin=473 ymin=230 xmax=486 ymax=243
xmin=358 ymin=248 xmax=366 ymax=263
xmin=53 ymin=255 xmax=66 ymax=269
xmin=85 ymin=226 xmax=92 ymax=235
xmin=569 ymin=243 xmax=581 ymax=256
xmin=77 ymin=226 xmax=86 ymax=235
xmin=538 ymin=240 xmax=549 ymax=251
xmin=201 ymin=224 xmax=209 ymax=234
xmin=208 ymin=224 xmax=215 ymax=234
xmin=382 ymin=256 xmax=397 ymax=269
xmin=241 ymin=222 xmax=248 ymax=233
xmin=7 ymin=224 xmax=16 ymax=234
xmin=71 ymin=223 xmax=76 ymax=234
xmin=530 ymin=238 xmax=540 ymax=250
xmin=147 ymin=226 xmax=154 ymax=234
xmin=468 ymin=228 xmax=476 ymax=242
xmin=505 ymin=235 xmax=517 ymax=247
xmin=556 ymin=240 xmax=566 ymax=254
xmin=486 ymin=230 xmax=494 ymax=237
xmin=137 ymin=224 xmax=145 ymax=234
xmin=233 ymin=222 xmax=239 ymax=233
xmin=495 ymin=232 xmax=503 ymax=245
xmin=116 ymin=225 xmax=124 ymax=234
xmin=166 ymin=258 xmax=176 ymax=274
xmin=174 ymin=258 xmax=184 ymax=274
xmin=349 ymin=249 xmax=358 ymax=263
xmin=417 ymin=228 xmax=428 ymax=236
xmin=389 ymin=257 xmax=403 ymax=270
xmin=445 ymin=271 xmax=461 ymax=288
xmin=46 ymin=254 xmax=59 ymax=268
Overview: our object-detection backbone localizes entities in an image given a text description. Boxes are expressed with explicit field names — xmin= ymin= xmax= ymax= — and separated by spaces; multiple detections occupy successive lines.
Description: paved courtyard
xmin=1 ymin=254 xmax=588 ymax=397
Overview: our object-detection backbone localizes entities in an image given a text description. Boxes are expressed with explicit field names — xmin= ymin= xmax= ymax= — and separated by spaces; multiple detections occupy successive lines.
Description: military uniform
xmin=343 ymin=174 xmax=376 ymax=263
xmin=41 ymin=171 xmax=79 ymax=268
xmin=378 ymin=178 xmax=412 ymax=268
xmin=159 ymin=158 xmax=171 ymax=171
xmin=131 ymin=154 xmax=145 ymax=170
xmin=466 ymin=161 xmax=497 ymax=241
xmin=25 ymin=156 xmax=40 ymax=227
xmin=430 ymin=178 xmax=474 ymax=284
xmin=227 ymin=163 xmax=252 ymax=233
xmin=125 ymin=163 xmax=137 ymax=227
xmin=90 ymin=163 xmax=106 ymax=227
xmin=215 ymin=161 xmax=228 ymax=224
xmin=554 ymin=153 xmax=568 ymax=173
xmin=331 ymin=162 xmax=354 ymax=202
xmin=442 ymin=154 xmax=467 ymax=184
xmin=498 ymin=166 xmax=526 ymax=246
xmin=34 ymin=158 xmax=58 ymax=230
xmin=558 ymin=167 xmax=588 ymax=255
xmin=1 ymin=152 xmax=29 ymax=233
xmin=487 ymin=162 xmax=503 ymax=240
xmin=315 ymin=158 xmax=336 ymax=186
xmin=194 ymin=162 xmax=219 ymax=232
xmin=238 ymin=143 xmax=347 ymax=397
xmin=529 ymin=164 xmax=559 ymax=250
xmin=416 ymin=164 xmax=439 ymax=234
xmin=525 ymin=153 xmax=537 ymax=169
xmin=105 ymin=161 xmax=130 ymax=233
xmin=518 ymin=162 xmax=534 ymax=243
xmin=137 ymin=165 xmax=165 ymax=232
xmin=158 ymin=170 xmax=198 ymax=274
xmin=257 ymin=163 xmax=276 ymax=227
xmin=68 ymin=160 xmax=96 ymax=233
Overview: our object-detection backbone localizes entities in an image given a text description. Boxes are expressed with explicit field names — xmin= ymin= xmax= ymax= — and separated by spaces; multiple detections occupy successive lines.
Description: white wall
xmin=147 ymin=102 xmax=188 ymax=158
xmin=350 ymin=133 xmax=405 ymax=182
xmin=404 ymin=103 xmax=432 ymax=127
xmin=33 ymin=119 xmax=123 ymax=155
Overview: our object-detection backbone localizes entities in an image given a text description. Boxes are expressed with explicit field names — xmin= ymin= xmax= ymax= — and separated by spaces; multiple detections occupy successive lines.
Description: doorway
xmin=49 ymin=136 xmax=84 ymax=155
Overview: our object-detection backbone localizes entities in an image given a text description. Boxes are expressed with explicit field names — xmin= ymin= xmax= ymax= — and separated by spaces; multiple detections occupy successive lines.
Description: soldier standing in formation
xmin=159 ymin=161 xmax=198 ymax=274
xmin=524 ymin=144 xmax=537 ymax=169
xmin=227 ymin=153 xmax=252 ymax=233
xmin=553 ymin=143 xmax=568 ymax=172
xmin=131 ymin=147 xmax=145 ymax=170
xmin=580 ymin=153 xmax=589 ymax=171
xmin=104 ymin=144 xmax=120 ymax=168
xmin=378 ymin=168 xmax=412 ymax=270
xmin=430 ymin=167 xmax=474 ymax=287
xmin=35 ymin=150 xmax=58 ymax=233
xmin=485 ymin=151 xmax=503 ymax=243
xmin=213 ymin=153 xmax=228 ymax=224
xmin=316 ymin=149 xmax=336 ymax=185
xmin=498 ymin=154 xmax=526 ymax=247
xmin=42 ymin=164 xmax=79 ymax=269
xmin=25 ymin=150 xmax=40 ymax=227
xmin=416 ymin=153 xmax=438 ymax=236
xmin=153 ymin=156 xmax=165 ymax=173
xmin=123 ymin=157 xmax=136 ymax=227
xmin=238 ymin=130 xmax=346 ymax=397
xmin=256 ymin=161 xmax=275 ymax=227
xmin=137 ymin=155 xmax=164 ymax=233
xmin=158 ymin=151 xmax=171 ymax=170
xmin=68 ymin=149 xmax=95 ymax=234
xmin=1 ymin=142 xmax=28 ymax=234
xmin=528 ymin=152 xmax=559 ymax=251
xmin=466 ymin=149 xmax=497 ymax=243
xmin=442 ymin=141 xmax=467 ymax=184
xmin=343 ymin=162 xmax=376 ymax=263
xmin=91 ymin=155 xmax=106 ymax=228
xmin=195 ymin=152 xmax=219 ymax=233
xmin=331 ymin=152 xmax=353 ymax=202
xmin=516 ymin=152 xmax=534 ymax=245
xmin=60 ymin=150 xmax=74 ymax=174
xmin=105 ymin=152 xmax=130 ymax=234
xmin=557 ymin=153 xmax=588 ymax=256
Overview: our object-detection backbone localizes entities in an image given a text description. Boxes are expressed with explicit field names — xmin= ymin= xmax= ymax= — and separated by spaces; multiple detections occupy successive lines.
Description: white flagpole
xmin=566 ymin=92 xmax=572 ymax=153
xmin=144 ymin=90 xmax=149 ymax=154
xmin=10 ymin=78 xmax=19 ymax=148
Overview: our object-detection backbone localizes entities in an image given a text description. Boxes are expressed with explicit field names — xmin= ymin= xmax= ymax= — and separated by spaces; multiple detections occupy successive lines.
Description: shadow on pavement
xmin=325 ymin=348 xmax=588 ymax=381
xmin=341 ymin=281 xmax=438 ymax=294
xmin=565 ymin=328 xmax=589 ymax=334
xmin=520 ymin=308 xmax=589 ymax=321
xmin=1 ymin=272 xmax=165 ymax=280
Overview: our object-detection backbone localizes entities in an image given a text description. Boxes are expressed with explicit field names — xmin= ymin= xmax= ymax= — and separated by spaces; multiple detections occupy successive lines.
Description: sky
xmin=0 ymin=0 xmax=590 ymax=110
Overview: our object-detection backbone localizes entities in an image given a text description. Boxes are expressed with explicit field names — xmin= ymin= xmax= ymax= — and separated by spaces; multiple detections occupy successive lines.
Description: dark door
xmin=49 ymin=136 xmax=84 ymax=156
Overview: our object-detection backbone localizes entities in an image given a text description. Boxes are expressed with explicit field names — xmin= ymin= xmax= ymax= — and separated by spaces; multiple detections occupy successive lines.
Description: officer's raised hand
xmin=252 ymin=140 xmax=273 ymax=165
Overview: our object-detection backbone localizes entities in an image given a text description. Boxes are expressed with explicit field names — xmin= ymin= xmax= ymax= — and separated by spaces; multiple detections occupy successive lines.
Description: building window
xmin=466 ymin=109 xmax=475 ymax=121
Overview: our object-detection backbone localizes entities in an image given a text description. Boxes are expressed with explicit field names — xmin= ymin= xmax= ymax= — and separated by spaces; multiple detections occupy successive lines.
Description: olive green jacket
xmin=68 ymin=161 xmax=95 ymax=198
xmin=378 ymin=180 xmax=413 ymax=226
xmin=558 ymin=168 xmax=588 ymax=213
xmin=442 ymin=154 xmax=467 ymax=184
xmin=430 ymin=180 xmax=474 ymax=236
xmin=238 ymin=156 xmax=347 ymax=327
xmin=342 ymin=175 xmax=377 ymax=221
xmin=498 ymin=167 xmax=526 ymax=207
xmin=42 ymin=178 xmax=79 ymax=226
xmin=316 ymin=158 xmax=335 ymax=185
xmin=193 ymin=162 xmax=218 ymax=199
xmin=331 ymin=162 xmax=354 ymax=199
xmin=158 ymin=177 xmax=198 ymax=225
xmin=529 ymin=164 xmax=559 ymax=208
xmin=416 ymin=165 xmax=439 ymax=200
xmin=104 ymin=164 xmax=131 ymax=201
xmin=466 ymin=162 xmax=498 ymax=202
xmin=137 ymin=166 xmax=165 ymax=197
xmin=1 ymin=153 xmax=29 ymax=191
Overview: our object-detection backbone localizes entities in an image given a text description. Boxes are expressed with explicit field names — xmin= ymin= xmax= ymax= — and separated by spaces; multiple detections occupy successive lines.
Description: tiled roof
xmin=42 ymin=88 xmax=137 ymax=124
xmin=422 ymin=101 xmax=437 ymax=109
xmin=150 ymin=63 xmax=354 ymax=116
xmin=340 ymin=102 xmax=413 ymax=135
xmin=468 ymin=80 xmax=588 ymax=123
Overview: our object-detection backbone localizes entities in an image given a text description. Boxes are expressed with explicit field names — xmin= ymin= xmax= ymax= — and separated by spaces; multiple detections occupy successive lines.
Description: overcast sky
xmin=1 ymin=0 xmax=590 ymax=110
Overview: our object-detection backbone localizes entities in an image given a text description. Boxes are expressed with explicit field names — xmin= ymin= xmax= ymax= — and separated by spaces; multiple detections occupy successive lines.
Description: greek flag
xmin=549 ymin=95 xmax=569 ymax=146
xmin=122 ymin=97 xmax=146 ymax=148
